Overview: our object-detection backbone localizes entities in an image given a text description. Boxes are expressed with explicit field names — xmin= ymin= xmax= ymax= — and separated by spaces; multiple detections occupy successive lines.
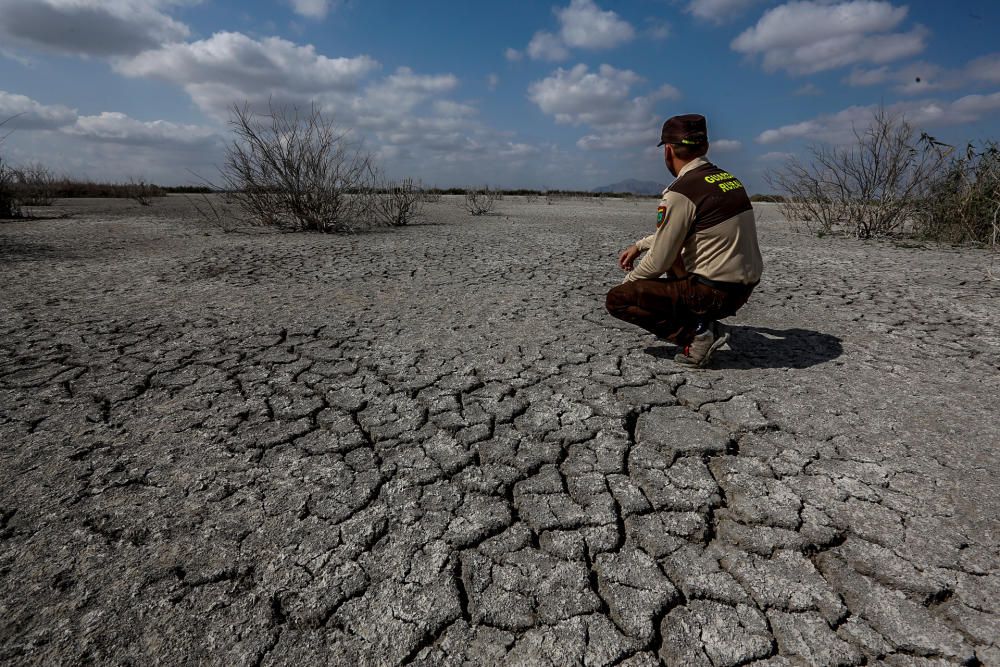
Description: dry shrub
xmin=201 ymin=102 xmax=423 ymax=232
xmin=766 ymin=107 xmax=948 ymax=239
xmin=363 ymin=167 xmax=424 ymax=227
xmin=14 ymin=163 xmax=58 ymax=206
xmin=125 ymin=178 xmax=160 ymax=206
xmin=0 ymin=161 xmax=19 ymax=219
xmin=420 ymin=189 xmax=442 ymax=203
xmin=915 ymin=142 xmax=1000 ymax=247
xmin=188 ymin=192 xmax=241 ymax=233
xmin=39 ymin=180 xmax=165 ymax=199
xmin=465 ymin=186 xmax=498 ymax=215
xmin=221 ymin=102 xmax=373 ymax=232
xmin=0 ymin=117 xmax=22 ymax=219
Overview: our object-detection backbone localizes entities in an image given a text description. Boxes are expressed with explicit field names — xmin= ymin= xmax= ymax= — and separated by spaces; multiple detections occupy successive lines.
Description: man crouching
xmin=606 ymin=114 xmax=763 ymax=368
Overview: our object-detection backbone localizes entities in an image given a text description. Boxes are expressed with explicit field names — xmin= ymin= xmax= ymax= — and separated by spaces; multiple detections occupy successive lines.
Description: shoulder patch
xmin=656 ymin=206 xmax=667 ymax=229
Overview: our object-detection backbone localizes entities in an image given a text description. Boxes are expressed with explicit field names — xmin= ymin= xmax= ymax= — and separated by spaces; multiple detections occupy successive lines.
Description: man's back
xmin=668 ymin=159 xmax=763 ymax=285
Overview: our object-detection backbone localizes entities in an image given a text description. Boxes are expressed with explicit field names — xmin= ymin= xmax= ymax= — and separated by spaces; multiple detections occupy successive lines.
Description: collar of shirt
xmin=661 ymin=156 xmax=711 ymax=195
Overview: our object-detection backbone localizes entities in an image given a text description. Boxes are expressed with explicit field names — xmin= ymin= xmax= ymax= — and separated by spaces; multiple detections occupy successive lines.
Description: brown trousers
xmin=606 ymin=275 xmax=754 ymax=345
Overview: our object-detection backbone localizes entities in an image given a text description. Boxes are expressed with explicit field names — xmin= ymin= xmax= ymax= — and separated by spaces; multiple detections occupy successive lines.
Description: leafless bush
xmin=124 ymin=178 xmax=161 ymax=206
xmin=189 ymin=192 xmax=242 ymax=233
xmin=14 ymin=163 xmax=58 ymax=206
xmin=464 ymin=186 xmax=498 ymax=216
xmin=220 ymin=102 xmax=378 ymax=232
xmin=0 ymin=161 xmax=19 ymax=219
xmin=0 ymin=116 xmax=22 ymax=219
xmin=420 ymin=189 xmax=442 ymax=203
xmin=765 ymin=107 xmax=949 ymax=239
xmin=525 ymin=192 xmax=538 ymax=203
xmin=362 ymin=167 xmax=424 ymax=227
xmin=915 ymin=141 xmax=1000 ymax=247
xmin=22 ymin=179 xmax=165 ymax=199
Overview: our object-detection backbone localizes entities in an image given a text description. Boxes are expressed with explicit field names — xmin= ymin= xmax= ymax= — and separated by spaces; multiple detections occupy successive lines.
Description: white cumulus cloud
xmin=527 ymin=32 xmax=570 ymax=62
xmin=499 ymin=142 xmax=543 ymax=159
xmin=529 ymin=64 xmax=680 ymax=150
xmin=361 ymin=67 xmax=458 ymax=113
xmin=557 ymin=0 xmax=634 ymax=50
xmin=111 ymin=30 xmax=515 ymax=165
xmin=757 ymin=92 xmax=1000 ymax=144
xmin=846 ymin=52 xmax=1000 ymax=95
xmin=530 ymin=64 xmax=642 ymax=125
xmin=66 ymin=111 xmax=218 ymax=146
xmin=0 ymin=91 xmax=77 ymax=130
xmin=686 ymin=0 xmax=762 ymax=25
xmin=109 ymin=28 xmax=521 ymax=170
xmin=711 ymin=139 xmax=742 ymax=152
xmin=966 ymin=53 xmax=1000 ymax=84
xmin=0 ymin=0 xmax=193 ymax=57
xmin=0 ymin=89 xmax=225 ymax=183
xmin=290 ymin=0 xmax=330 ymax=19
xmin=518 ymin=0 xmax=634 ymax=62
xmin=115 ymin=31 xmax=379 ymax=117
xmin=731 ymin=1 xmax=926 ymax=75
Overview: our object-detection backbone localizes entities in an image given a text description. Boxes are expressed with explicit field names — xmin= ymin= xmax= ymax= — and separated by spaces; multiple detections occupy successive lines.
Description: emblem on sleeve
xmin=656 ymin=206 xmax=667 ymax=229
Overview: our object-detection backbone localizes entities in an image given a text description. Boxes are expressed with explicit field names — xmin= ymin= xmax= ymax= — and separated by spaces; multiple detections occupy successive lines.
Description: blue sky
xmin=1 ymin=0 xmax=998 ymax=191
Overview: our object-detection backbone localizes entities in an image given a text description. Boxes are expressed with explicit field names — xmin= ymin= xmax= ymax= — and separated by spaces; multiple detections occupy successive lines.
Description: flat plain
xmin=1 ymin=196 xmax=999 ymax=665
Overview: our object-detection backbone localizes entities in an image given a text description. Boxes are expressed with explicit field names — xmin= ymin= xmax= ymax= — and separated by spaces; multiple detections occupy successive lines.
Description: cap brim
xmin=656 ymin=140 xmax=665 ymax=147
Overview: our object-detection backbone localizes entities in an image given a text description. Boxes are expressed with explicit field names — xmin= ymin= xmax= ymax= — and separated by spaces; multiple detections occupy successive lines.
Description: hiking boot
xmin=674 ymin=322 xmax=729 ymax=368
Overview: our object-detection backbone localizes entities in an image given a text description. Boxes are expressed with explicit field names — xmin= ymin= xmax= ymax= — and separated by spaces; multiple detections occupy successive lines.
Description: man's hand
xmin=618 ymin=244 xmax=640 ymax=272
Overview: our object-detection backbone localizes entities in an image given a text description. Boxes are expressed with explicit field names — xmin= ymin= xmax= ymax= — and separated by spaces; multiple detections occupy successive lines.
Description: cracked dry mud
xmin=1 ymin=196 xmax=999 ymax=666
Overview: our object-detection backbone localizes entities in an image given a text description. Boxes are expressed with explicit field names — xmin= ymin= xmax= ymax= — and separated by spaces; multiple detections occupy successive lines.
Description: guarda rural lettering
xmin=704 ymin=171 xmax=744 ymax=192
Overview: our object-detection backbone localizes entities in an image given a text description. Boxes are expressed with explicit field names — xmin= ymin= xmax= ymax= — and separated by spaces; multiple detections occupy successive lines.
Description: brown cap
xmin=657 ymin=114 xmax=708 ymax=147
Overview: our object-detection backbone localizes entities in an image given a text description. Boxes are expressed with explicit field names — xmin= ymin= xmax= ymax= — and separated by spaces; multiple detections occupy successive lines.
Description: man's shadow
xmin=645 ymin=325 xmax=843 ymax=369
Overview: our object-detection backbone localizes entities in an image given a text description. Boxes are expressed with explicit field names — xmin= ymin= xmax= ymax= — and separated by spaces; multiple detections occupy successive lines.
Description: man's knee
xmin=605 ymin=283 xmax=633 ymax=318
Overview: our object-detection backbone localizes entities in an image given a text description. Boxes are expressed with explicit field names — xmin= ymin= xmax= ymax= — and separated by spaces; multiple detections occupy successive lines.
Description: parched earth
xmin=1 ymin=196 xmax=999 ymax=666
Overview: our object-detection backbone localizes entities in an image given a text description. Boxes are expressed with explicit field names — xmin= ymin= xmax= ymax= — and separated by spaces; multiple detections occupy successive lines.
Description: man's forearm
xmin=635 ymin=234 xmax=656 ymax=252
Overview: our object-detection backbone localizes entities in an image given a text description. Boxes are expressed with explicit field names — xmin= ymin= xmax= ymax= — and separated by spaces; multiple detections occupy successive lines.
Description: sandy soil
xmin=1 ymin=195 xmax=998 ymax=665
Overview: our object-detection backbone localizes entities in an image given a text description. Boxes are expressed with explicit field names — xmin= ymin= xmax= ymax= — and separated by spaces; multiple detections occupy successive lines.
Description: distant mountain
xmin=592 ymin=178 xmax=665 ymax=196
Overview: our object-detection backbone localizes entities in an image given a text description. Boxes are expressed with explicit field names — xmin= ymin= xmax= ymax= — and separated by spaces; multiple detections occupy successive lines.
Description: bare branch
xmin=464 ymin=186 xmax=498 ymax=216
xmin=765 ymin=106 xmax=948 ymax=239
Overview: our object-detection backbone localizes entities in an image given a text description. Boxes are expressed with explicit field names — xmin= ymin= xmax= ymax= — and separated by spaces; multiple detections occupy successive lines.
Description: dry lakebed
xmin=1 ymin=196 xmax=999 ymax=665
